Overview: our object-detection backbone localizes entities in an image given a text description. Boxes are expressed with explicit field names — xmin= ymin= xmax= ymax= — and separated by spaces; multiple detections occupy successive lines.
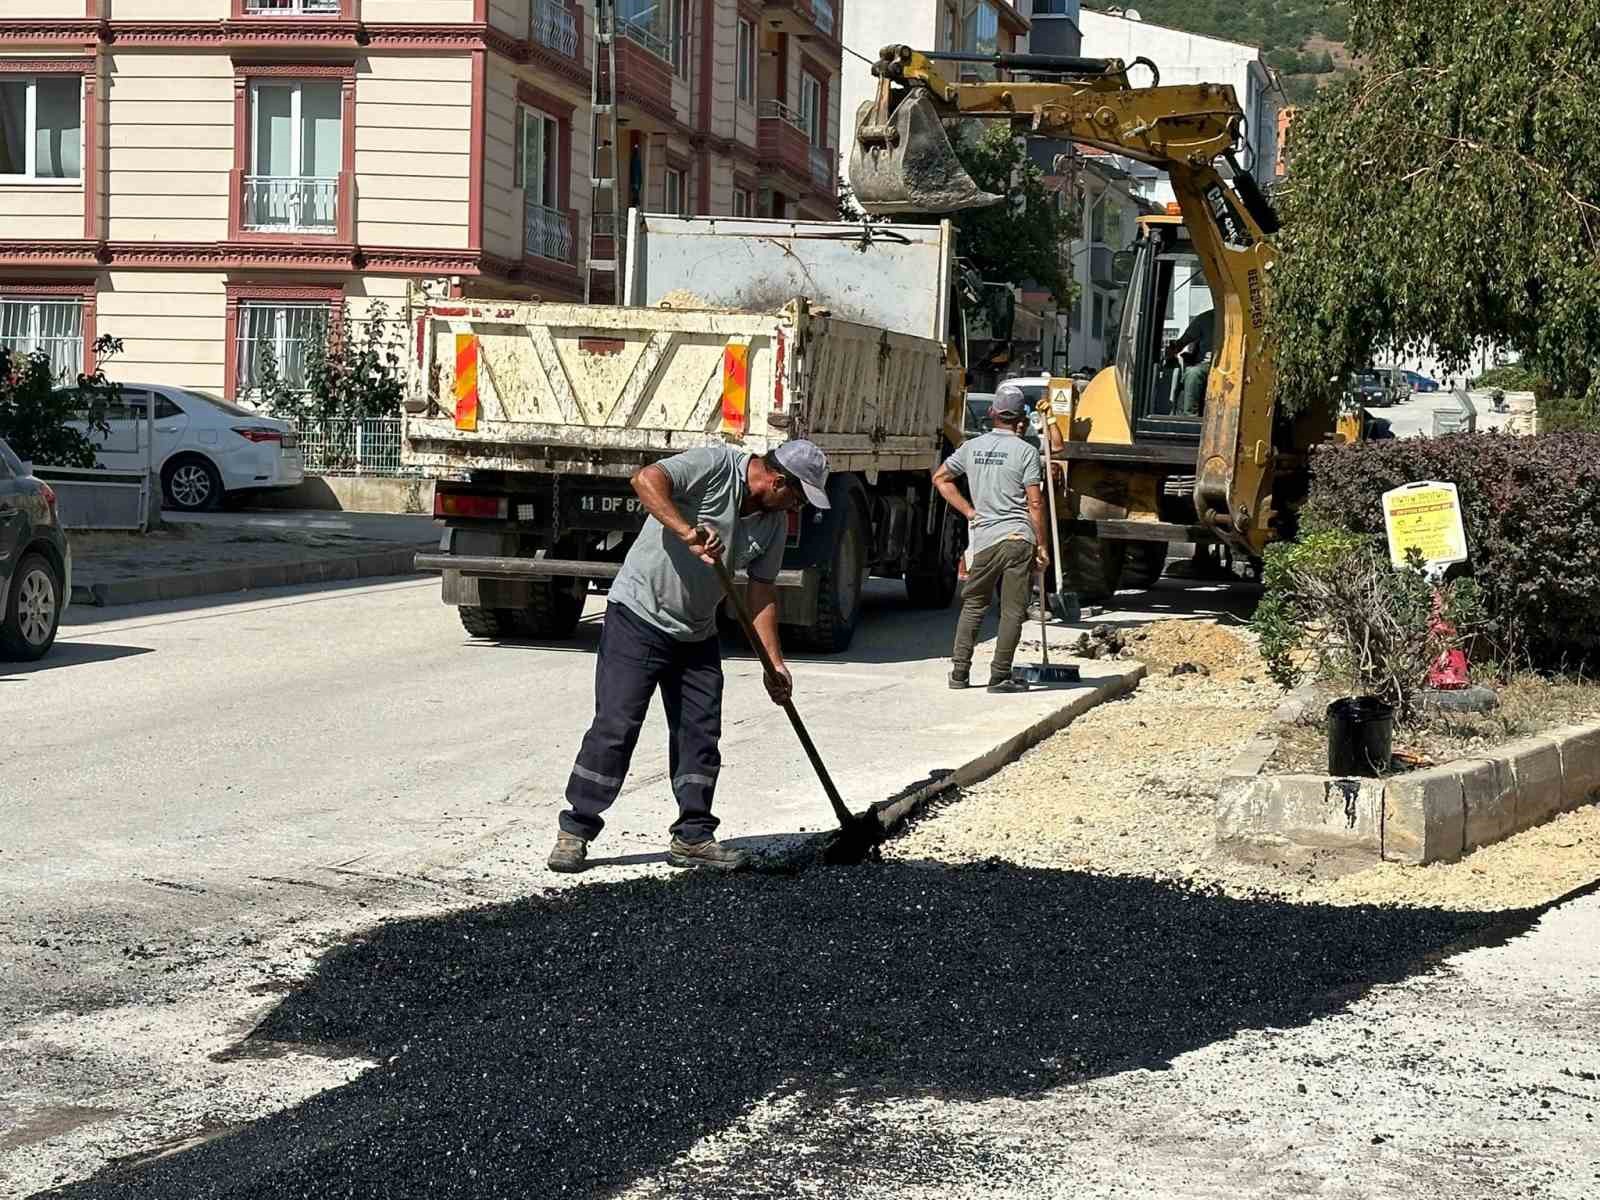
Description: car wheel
xmin=0 ymin=552 xmax=62 ymax=661
xmin=163 ymin=456 xmax=223 ymax=512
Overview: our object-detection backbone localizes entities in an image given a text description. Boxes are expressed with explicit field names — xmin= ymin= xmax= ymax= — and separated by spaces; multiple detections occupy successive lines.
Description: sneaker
xmin=547 ymin=831 xmax=589 ymax=874
xmin=666 ymin=836 xmax=751 ymax=872
xmin=987 ymin=677 xmax=1030 ymax=694
xmin=949 ymin=671 xmax=970 ymax=689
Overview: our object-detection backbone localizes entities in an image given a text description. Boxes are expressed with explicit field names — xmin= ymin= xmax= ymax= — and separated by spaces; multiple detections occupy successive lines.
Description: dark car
xmin=1350 ymin=369 xmax=1393 ymax=408
xmin=0 ymin=437 xmax=71 ymax=661
xmin=1402 ymin=370 xmax=1440 ymax=393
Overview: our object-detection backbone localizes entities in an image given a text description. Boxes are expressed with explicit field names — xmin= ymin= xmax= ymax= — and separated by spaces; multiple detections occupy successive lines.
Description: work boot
xmin=987 ymin=677 xmax=1029 ymax=694
xmin=666 ymin=836 xmax=751 ymax=873
xmin=547 ymin=831 xmax=589 ymax=874
xmin=948 ymin=670 xmax=970 ymax=689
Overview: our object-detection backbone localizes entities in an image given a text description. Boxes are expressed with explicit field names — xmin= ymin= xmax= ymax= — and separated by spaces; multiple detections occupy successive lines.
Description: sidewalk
xmin=67 ymin=510 xmax=438 ymax=607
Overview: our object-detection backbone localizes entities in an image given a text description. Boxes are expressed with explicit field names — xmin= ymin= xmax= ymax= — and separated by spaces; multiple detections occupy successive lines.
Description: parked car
xmin=963 ymin=392 xmax=996 ymax=438
xmin=61 ymin=383 xmax=304 ymax=512
xmin=1402 ymin=370 xmax=1440 ymax=393
xmin=1350 ymin=369 xmax=1394 ymax=408
xmin=0 ymin=437 xmax=70 ymax=661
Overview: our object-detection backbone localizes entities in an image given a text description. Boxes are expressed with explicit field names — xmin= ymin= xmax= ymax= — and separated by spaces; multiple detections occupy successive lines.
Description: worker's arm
xmin=932 ymin=462 xmax=977 ymax=523
xmin=632 ymin=462 xmax=721 ymax=565
xmin=1027 ymin=483 xmax=1049 ymax=570
xmin=747 ymin=579 xmax=791 ymax=704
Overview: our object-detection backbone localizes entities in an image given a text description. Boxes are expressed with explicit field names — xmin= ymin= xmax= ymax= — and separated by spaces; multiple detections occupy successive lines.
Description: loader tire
xmin=515 ymin=579 xmax=586 ymax=639
xmin=459 ymin=605 xmax=516 ymax=638
xmin=800 ymin=498 xmax=868 ymax=654
xmin=1062 ymin=535 xmax=1126 ymax=605
xmin=1120 ymin=541 xmax=1168 ymax=591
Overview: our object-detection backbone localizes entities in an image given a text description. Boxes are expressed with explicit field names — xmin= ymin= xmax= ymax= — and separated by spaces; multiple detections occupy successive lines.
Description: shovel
xmin=705 ymin=542 xmax=883 ymax=863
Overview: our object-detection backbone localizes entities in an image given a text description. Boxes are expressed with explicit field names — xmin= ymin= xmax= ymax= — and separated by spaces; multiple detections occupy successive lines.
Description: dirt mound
xmin=1124 ymin=619 xmax=1261 ymax=680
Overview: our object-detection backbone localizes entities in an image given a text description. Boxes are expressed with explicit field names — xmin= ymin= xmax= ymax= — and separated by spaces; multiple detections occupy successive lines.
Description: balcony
xmin=598 ymin=31 xmax=676 ymax=126
xmin=759 ymin=101 xmax=816 ymax=192
xmin=243 ymin=175 xmax=339 ymax=233
xmin=810 ymin=144 xmax=835 ymax=190
xmin=525 ymin=202 xmax=575 ymax=263
xmin=243 ymin=0 xmax=340 ymax=12
xmin=619 ymin=17 xmax=672 ymax=62
xmin=531 ymin=0 xmax=578 ymax=58
xmin=812 ymin=0 xmax=835 ymax=36
xmin=761 ymin=0 xmax=840 ymax=46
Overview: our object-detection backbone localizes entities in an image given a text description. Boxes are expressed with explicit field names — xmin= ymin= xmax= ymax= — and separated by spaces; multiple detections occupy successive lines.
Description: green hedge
xmin=1305 ymin=432 xmax=1600 ymax=668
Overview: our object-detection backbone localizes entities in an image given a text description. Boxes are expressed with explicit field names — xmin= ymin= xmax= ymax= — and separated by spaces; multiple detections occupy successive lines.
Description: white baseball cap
xmin=772 ymin=439 xmax=831 ymax=509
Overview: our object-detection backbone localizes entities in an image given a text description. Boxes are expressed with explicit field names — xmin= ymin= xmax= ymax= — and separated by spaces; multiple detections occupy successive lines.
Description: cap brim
xmin=801 ymin=480 xmax=830 ymax=509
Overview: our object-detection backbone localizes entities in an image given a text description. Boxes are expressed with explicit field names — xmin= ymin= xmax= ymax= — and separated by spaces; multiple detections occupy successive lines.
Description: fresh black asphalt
xmin=44 ymin=861 xmax=1511 ymax=1199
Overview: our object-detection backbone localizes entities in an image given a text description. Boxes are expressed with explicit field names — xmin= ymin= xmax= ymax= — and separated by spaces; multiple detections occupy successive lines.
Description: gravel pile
xmin=43 ymin=864 xmax=1503 ymax=1200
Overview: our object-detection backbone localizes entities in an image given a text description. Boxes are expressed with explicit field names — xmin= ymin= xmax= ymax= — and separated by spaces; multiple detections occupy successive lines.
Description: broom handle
xmin=706 ymin=546 xmax=854 ymax=827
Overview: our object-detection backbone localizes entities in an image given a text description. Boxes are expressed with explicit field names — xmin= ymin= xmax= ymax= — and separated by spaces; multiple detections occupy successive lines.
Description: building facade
xmin=0 ymin=0 xmax=841 ymax=402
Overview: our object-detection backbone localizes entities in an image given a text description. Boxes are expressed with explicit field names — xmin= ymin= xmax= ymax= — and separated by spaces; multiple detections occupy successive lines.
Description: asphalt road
xmin=1375 ymin=388 xmax=1517 ymax=439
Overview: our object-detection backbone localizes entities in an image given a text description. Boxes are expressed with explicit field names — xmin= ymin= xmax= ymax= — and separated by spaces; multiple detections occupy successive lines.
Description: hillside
xmin=1083 ymin=1 xmax=1349 ymax=58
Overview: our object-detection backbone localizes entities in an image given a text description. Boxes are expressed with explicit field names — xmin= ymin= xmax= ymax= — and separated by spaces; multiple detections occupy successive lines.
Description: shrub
xmin=0 ymin=336 xmax=123 ymax=468
xmin=1304 ymin=432 xmax=1600 ymax=668
xmin=1253 ymin=529 xmax=1483 ymax=721
xmin=1471 ymin=364 xmax=1541 ymax=392
xmin=1537 ymin=394 xmax=1600 ymax=434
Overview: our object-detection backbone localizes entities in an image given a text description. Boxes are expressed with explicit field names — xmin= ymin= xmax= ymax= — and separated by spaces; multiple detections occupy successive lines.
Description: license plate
xmin=561 ymin=488 xmax=647 ymax=532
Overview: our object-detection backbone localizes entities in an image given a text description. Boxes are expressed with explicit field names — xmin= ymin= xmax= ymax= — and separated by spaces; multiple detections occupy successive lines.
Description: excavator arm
xmin=850 ymin=47 xmax=1284 ymax=554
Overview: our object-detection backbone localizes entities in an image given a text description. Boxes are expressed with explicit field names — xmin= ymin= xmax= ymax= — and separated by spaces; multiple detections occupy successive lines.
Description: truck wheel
xmin=459 ymin=606 xmax=516 ymax=638
xmin=904 ymin=505 xmax=962 ymax=610
xmin=1062 ymin=535 xmax=1126 ymax=605
xmin=515 ymin=579 xmax=586 ymax=639
xmin=1120 ymin=541 xmax=1168 ymax=591
xmin=803 ymin=498 xmax=868 ymax=653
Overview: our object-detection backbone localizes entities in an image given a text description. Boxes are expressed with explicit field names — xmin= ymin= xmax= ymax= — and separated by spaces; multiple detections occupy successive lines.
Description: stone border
xmin=1217 ymin=723 xmax=1600 ymax=864
xmin=69 ymin=548 xmax=424 ymax=608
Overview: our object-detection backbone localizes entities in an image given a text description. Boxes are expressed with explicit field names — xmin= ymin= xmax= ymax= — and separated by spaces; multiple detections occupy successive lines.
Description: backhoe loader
xmin=850 ymin=45 xmax=1354 ymax=598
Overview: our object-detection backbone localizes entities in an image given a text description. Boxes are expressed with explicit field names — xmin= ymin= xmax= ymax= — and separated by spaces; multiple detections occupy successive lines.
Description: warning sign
xmin=1381 ymin=481 xmax=1468 ymax=571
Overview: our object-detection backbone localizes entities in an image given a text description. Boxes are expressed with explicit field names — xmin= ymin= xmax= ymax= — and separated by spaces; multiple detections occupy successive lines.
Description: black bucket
xmin=1326 ymin=696 xmax=1395 ymax=777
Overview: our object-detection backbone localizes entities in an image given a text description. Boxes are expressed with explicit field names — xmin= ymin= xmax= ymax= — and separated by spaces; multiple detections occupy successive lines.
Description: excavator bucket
xmin=849 ymin=89 xmax=1004 ymax=215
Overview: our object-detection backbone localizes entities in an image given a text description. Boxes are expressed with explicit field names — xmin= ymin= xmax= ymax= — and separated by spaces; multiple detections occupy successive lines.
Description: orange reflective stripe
xmin=721 ymin=342 xmax=748 ymax=435
xmin=454 ymin=332 xmax=479 ymax=432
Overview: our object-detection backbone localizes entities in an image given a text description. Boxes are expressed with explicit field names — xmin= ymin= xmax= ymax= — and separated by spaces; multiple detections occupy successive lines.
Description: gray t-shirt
xmin=608 ymin=444 xmax=787 ymax=642
xmin=942 ymin=429 xmax=1042 ymax=555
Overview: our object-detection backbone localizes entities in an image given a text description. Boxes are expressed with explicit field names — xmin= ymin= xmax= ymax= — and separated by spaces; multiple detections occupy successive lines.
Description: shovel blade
xmin=849 ymin=91 xmax=1005 ymax=215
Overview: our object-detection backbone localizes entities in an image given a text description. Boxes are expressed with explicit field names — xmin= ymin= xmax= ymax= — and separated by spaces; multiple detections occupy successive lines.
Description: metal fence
xmin=531 ymin=0 xmax=578 ymax=56
xmin=0 ymin=296 xmax=84 ymax=381
xmin=296 ymin=416 xmax=419 ymax=477
xmin=242 ymin=174 xmax=338 ymax=232
xmin=525 ymin=201 xmax=575 ymax=262
xmin=760 ymin=99 xmax=806 ymax=131
xmin=244 ymin=0 xmax=340 ymax=12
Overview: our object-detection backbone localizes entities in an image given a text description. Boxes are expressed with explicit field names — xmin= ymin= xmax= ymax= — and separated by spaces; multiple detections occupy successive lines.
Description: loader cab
xmin=1114 ymin=215 xmax=1212 ymax=445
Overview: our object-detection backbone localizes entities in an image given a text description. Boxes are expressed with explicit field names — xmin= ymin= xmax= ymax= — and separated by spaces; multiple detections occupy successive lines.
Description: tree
xmin=258 ymin=302 xmax=406 ymax=425
xmin=1268 ymin=1 xmax=1600 ymax=417
xmin=0 ymin=336 xmax=122 ymax=468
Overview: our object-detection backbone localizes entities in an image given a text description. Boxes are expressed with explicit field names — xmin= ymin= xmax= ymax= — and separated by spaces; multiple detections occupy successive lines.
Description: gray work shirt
xmin=608 ymin=444 xmax=787 ymax=642
xmin=942 ymin=429 xmax=1042 ymax=555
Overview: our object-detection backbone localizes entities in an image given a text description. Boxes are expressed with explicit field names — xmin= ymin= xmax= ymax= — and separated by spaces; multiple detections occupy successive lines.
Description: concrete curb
xmin=1216 ymin=721 xmax=1600 ymax=865
xmin=871 ymin=664 xmax=1147 ymax=838
xmin=68 ymin=547 xmax=426 ymax=608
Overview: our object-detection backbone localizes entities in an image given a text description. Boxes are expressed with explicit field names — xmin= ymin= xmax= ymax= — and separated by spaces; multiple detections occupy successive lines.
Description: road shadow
xmin=46 ymin=861 xmax=1523 ymax=1200
xmin=0 ymin=642 xmax=153 ymax=678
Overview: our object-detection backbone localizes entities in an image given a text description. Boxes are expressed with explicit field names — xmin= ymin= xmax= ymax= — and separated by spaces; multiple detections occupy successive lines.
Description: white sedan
xmin=65 ymin=384 xmax=305 ymax=511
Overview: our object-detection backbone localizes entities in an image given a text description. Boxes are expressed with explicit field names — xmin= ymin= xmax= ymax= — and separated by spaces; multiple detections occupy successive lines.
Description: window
xmin=664 ymin=167 xmax=685 ymax=215
xmin=0 ymin=76 xmax=82 ymax=182
xmin=619 ymin=0 xmax=672 ymax=61
xmin=736 ymin=19 xmax=756 ymax=104
xmin=236 ymin=303 xmax=329 ymax=398
xmin=245 ymin=80 xmax=341 ymax=232
xmin=0 ymin=297 xmax=84 ymax=380
xmin=732 ymin=188 xmax=753 ymax=217
xmin=669 ymin=0 xmax=690 ymax=79
xmin=1092 ymin=293 xmax=1105 ymax=339
xmin=122 ymin=392 xmax=185 ymax=421
xmin=515 ymin=104 xmax=560 ymax=209
xmin=798 ymin=72 xmax=823 ymax=147
xmin=963 ymin=1 xmax=1000 ymax=58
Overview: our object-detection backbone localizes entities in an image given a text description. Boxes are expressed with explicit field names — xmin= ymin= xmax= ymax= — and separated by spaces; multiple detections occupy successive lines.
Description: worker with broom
xmin=933 ymin=385 xmax=1048 ymax=693
xmin=548 ymin=440 xmax=832 ymax=875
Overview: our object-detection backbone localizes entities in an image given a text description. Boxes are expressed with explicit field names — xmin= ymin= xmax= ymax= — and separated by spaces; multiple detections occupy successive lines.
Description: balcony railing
xmin=242 ymin=175 xmax=338 ymax=233
xmin=243 ymin=0 xmax=340 ymax=13
xmin=525 ymin=202 xmax=574 ymax=263
xmin=759 ymin=99 xmax=806 ymax=132
xmin=810 ymin=145 xmax=834 ymax=187
xmin=620 ymin=18 xmax=671 ymax=62
xmin=811 ymin=0 xmax=835 ymax=36
xmin=531 ymin=0 xmax=578 ymax=57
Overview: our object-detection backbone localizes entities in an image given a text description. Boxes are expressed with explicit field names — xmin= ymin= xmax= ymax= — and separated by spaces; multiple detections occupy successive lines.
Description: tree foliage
xmin=0 ymin=336 xmax=122 ymax=468
xmin=258 ymin=302 xmax=406 ymax=424
xmin=1269 ymin=1 xmax=1600 ymax=416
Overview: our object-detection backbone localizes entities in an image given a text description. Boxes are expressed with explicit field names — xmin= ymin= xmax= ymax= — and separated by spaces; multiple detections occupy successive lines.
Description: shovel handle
xmin=706 ymin=543 xmax=855 ymax=828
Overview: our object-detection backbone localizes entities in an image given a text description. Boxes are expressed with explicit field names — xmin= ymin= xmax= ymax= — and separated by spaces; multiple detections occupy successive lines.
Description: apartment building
xmin=0 ymin=0 xmax=842 ymax=402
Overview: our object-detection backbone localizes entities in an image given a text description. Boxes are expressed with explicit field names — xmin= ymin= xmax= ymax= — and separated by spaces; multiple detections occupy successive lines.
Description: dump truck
xmin=403 ymin=213 xmax=970 ymax=652
xmin=850 ymin=45 xmax=1349 ymax=599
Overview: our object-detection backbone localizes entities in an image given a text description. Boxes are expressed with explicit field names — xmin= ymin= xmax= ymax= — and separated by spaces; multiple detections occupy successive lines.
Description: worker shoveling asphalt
xmin=549 ymin=437 xmax=881 ymax=874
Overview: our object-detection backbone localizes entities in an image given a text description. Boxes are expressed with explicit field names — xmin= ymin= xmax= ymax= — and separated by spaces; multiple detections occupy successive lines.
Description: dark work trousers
xmin=560 ymin=601 xmax=723 ymax=844
xmin=951 ymin=538 xmax=1035 ymax=683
